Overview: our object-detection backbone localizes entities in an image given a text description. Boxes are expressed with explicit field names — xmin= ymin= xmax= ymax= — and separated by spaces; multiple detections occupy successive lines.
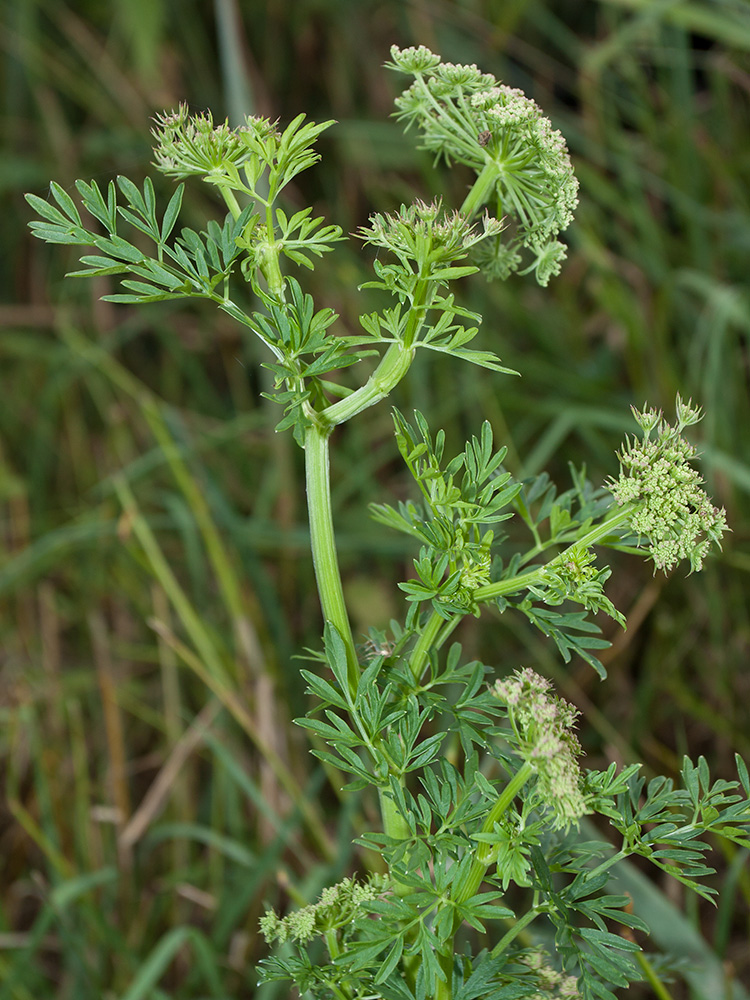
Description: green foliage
xmin=371 ymin=410 xmax=521 ymax=616
xmin=266 ymin=627 xmax=750 ymax=998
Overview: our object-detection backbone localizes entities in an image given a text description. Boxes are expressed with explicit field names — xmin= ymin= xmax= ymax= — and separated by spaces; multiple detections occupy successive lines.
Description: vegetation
xmin=2 ymin=2 xmax=750 ymax=997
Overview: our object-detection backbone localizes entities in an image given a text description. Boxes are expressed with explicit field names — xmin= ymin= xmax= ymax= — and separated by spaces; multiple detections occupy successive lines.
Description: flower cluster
xmin=493 ymin=668 xmax=588 ymax=830
xmin=259 ymin=875 xmax=387 ymax=945
xmin=152 ymin=103 xmax=278 ymax=180
xmin=521 ymin=948 xmax=582 ymax=999
xmin=540 ymin=546 xmax=626 ymax=627
xmin=609 ymin=398 xmax=728 ymax=572
xmin=357 ymin=198 xmax=503 ymax=276
xmin=387 ymin=45 xmax=579 ymax=285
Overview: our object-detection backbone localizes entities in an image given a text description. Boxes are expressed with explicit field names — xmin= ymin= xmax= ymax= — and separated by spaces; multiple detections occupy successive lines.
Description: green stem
xmin=460 ymin=161 xmax=500 ymax=219
xmin=324 ymin=927 xmax=341 ymax=961
xmin=408 ymin=609 xmax=446 ymax=682
xmin=435 ymin=761 xmax=536 ymax=1000
xmin=455 ymin=761 xmax=535 ymax=905
xmin=585 ymin=847 xmax=627 ymax=884
xmin=320 ymin=976 xmax=351 ymax=1000
xmin=378 ymin=784 xmax=412 ymax=844
xmin=321 ymin=273 xmax=434 ymax=428
xmin=473 ymin=505 xmax=635 ymax=604
xmin=489 ymin=905 xmax=540 ymax=956
xmin=258 ymin=241 xmax=285 ymax=298
xmin=382 ymin=610 xmax=463 ymax=904
xmin=218 ymin=185 xmax=243 ymax=220
xmin=435 ymin=955 xmax=454 ymax=1000
xmin=636 ymin=950 xmax=676 ymax=1000
xmin=304 ymin=422 xmax=359 ymax=696
xmin=321 ymin=341 xmax=415 ymax=427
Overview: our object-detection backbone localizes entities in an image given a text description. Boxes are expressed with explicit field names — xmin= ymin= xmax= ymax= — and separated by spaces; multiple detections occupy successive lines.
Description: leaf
xmin=117 ymin=206 xmax=159 ymax=240
xmin=24 ymin=192 xmax=71 ymax=226
xmin=50 ymin=181 xmax=82 ymax=224
xmin=375 ymin=936 xmax=404 ymax=983
xmin=117 ymin=174 xmax=147 ymax=216
xmin=344 ymin=933 xmax=394 ymax=970
xmin=100 ymin=294 xmax=156 ymax=304
xmin=299 ymin=668 xmax=348 ymax=709
xmin=68 ymin=262 xmax=128 ymax=278
xmin=94 ymin=234 xmax=145 ymax=263
xmin=446 ymin=348 xmax=519 ymax=374
xmin=323 ymin=622 xmax=353 ymax=702
xmin=429 ymin=265 xmax=479 ymax=280
xmin=75 ymin=178 xmax=118 ymax=232
xmin=137 ymin=261 xmax=185 ymax=290
xmin=28 ymin=221 xmax=90 ymax=245
xmin=737 ymin=754 xmax=750 ymax=795
xmin=121 ymin=280 xmax=167 ymax=297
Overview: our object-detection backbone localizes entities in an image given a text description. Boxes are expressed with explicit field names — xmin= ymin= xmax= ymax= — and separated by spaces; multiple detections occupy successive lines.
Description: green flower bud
xmin=152 ymin=104 xmax=272 ymax=180
xmin=388 ymin=44 xmax=442 ymax=74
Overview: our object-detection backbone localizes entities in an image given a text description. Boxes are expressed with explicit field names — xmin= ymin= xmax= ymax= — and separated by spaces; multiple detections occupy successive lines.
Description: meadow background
xmin=1 ymin=0 xmax=749 ymax=996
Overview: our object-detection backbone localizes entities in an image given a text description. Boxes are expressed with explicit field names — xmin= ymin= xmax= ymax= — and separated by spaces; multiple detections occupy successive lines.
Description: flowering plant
xmin=27 ymin=43 xmax=747 ymax=1000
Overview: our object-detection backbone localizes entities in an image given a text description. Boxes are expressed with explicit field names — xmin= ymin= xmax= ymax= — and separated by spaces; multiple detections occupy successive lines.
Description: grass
xmin=1 ymin=0 xmax=749 ymax=996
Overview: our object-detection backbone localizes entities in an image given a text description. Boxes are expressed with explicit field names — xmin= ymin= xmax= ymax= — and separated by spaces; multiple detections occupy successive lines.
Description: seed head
xmin=388 ymin=44 xmax=443 ymax=74
xmin=357 ymin=199 xmax=502 ymax=275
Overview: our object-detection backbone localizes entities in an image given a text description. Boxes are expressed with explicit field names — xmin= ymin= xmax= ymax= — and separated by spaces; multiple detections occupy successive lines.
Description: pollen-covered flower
xmin=493 ymin=668 xmax=588 ymax=830
xmin=609 ymin=397 xmax=728 ymax=573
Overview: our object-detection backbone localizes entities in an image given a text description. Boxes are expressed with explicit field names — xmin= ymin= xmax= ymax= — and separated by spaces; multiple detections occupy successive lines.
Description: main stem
xmin=305 ymin=421 xmax=416 ymax=854
xmin=304 ymin=279 xmax=434 ymax=854
xmin=435 ymin=761 xmax=535 ymax=1000
xmin=304 ymin=422 xmax=359 ymax=696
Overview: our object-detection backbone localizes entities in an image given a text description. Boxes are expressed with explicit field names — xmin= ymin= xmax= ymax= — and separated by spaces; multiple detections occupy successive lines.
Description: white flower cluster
xmin=387 ymin=45 xmax=578 ymax=286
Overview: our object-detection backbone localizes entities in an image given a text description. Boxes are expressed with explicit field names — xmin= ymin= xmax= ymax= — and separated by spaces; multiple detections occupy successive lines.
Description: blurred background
xmin=1 ymin=0 xmax=749 ymax=996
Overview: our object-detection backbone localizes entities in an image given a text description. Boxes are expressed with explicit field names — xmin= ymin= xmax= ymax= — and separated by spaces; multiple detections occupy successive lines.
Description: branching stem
xmin=473 ymin=505 xmax=635 ymax=604
xmin=456 ymin=761 xmax=535 ymax=905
